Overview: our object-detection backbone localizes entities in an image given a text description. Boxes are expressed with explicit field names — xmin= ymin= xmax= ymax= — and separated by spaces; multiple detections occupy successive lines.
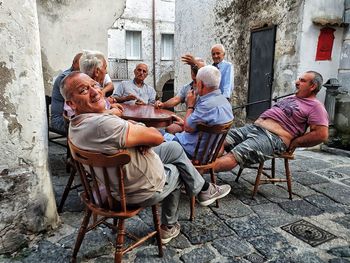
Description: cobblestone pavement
xmin=2 ymin=143 xmax=350 ymax=263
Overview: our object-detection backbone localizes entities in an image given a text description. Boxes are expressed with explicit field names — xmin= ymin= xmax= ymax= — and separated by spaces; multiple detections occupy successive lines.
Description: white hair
xmin=79 ymin=50 xmax=106 ymax=77
xmin=196 ymin=65 xmax=221 ymax=89
xmin=211 ymin=44 xmax=225 ymax=53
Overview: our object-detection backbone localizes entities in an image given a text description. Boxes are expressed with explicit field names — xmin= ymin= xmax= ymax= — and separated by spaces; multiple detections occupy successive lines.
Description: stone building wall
xmin=175 ymin=0 xmax=304 ymax=125
xmin=108 ymin=0 xmax=175 ymax=95
xmin=339 ymin=0 xmax=350 ymax=92
xmin=36 ymin=0 xmax=126 ymax=94
xmin=0 ymin=0 xmax=58 ymax=254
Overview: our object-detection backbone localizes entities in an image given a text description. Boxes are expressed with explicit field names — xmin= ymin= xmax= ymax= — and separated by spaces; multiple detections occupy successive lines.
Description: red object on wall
xmin=315 ymin=27 xmax=335 ymax=61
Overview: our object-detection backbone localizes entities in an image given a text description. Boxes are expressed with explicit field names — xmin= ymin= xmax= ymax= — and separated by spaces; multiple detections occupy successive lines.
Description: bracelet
xmin=187 ymin=106 xmax=195 ymax=110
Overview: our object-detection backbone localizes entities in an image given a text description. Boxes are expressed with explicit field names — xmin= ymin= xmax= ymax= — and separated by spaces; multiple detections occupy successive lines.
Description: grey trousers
xmin=139 ymin=141 xmax=205 ymax=225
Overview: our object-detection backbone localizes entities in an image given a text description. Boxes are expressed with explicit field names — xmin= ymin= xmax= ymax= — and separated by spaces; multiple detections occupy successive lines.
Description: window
xmin=126 ymin=31 xmax=141 ymax=59
xmin=161 ymin=34 xmax=174 ymax=60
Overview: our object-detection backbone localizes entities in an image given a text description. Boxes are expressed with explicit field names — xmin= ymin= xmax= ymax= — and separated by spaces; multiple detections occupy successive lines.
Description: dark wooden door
xmin=247 ymin=26 xmax=276 ymax=120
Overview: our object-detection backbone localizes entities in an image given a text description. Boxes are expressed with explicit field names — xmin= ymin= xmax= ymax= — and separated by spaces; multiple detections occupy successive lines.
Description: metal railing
xmin=233 ymin=92 xmax=295 ymax=111
xmin=108 ymin=58 xmax=128 ymax=80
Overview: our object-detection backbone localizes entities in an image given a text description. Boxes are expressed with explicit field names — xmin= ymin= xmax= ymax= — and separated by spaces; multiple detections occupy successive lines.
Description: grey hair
xmin=79 ymin=50 xmax=106 ymax=77
xmin=196 ymin=65 xmax=221 ymax=89
xmin=211 ymin=44 xmax=225 ymax=53
xmin=59 ymin=71 xmax=82 ymax=100
xmin=306 ymin=70 xmax=323 ymax=93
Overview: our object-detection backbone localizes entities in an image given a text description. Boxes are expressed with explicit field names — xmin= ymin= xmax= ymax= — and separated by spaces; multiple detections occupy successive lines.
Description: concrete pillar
xmin=0 ymin=0 xmax=59 ymax=254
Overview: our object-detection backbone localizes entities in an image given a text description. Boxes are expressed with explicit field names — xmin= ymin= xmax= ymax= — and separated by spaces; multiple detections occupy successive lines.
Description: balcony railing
xmin=108 ymin=58 xmax=128 ymax=80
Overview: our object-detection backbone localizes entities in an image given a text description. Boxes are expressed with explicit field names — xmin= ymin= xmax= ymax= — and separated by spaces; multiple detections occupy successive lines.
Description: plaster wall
xmin=36 ymin=0 xmax=126 ymax=94
xmin=0 ymin=0 xmax=58 ymax=253
xmin=174 ymin=0 xmax=217 ymax=94
xmin=108 ymin=0 xmax=175 ymax=94
xmin=298 ymin=0 xmax=345 ymax=102
xmin=339 ymin=0 xmax=350 ymax=91
xmin=175 ymin=0 xmax=303 ymax=124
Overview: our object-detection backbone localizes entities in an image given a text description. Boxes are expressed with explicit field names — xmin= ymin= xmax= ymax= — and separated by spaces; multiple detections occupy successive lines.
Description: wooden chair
xmin=45 ymin=95 xmax=66 ymax=146
xmin=189 ymin=120 xmax=233 ymax=221
xmin=235 ymin=151 xmax=295 ymax=199
xmin=68 ymin=140 xmax=163 ymax=263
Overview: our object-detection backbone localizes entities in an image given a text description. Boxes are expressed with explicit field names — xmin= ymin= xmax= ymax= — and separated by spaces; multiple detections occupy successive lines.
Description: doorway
xmin=247 ymin=25 xmax=276 ymax=120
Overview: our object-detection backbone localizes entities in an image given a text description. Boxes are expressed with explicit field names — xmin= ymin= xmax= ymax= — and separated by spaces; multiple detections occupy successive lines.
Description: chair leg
xmin=72 ymin=209 xmax=92 ymax=262
xmin=152 ymin=205 xmax=164 ymax=257
xmin=235 ymin=167 xmax=244 ymax=182
xmin=190 ymin=196 xmax=195 ymax=221
xmin=57 ymin=169 xmax=76 ymax=213
xmin=271 ymin=158 xmax=276 ymax=180
xmin=284 ymin=158 xmax=293 ymax=200
xmin=209 ymin=169 xmax=219 ymax=208
xmin=115 ymin=219 xmax=126 ymax=263
xmin=252 ymin=162 xmax=264 ymax=199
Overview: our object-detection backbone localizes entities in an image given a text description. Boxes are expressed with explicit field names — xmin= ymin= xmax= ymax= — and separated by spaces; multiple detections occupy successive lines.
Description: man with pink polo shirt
xmin=214 ymin=70 xmax=329 ymax=172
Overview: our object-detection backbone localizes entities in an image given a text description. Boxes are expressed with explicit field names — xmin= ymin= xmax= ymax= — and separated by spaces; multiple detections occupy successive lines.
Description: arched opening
xmin=162 ymin=79 xmax=174 ymax=111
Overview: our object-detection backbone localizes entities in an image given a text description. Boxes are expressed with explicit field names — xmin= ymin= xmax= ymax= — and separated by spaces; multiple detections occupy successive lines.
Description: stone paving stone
xmin=225 ymin=215 xmax=275 ymax=239
xmin=59 ymin=229 xmax=113 ymax=259
xmin=211 ymin=196 xmax=254 ymax=220
xmin=310 ymin=182 xmax=350 ymax=205
xmin=235 ymin=188 xmax=271 ymax=206
xmin=292 ymin=171 xmax=330 ymax=186
xmin=328 ymin=246 xmax=350 ymax=257
xmin=332 ymin=214 xmax=350 ymax=229
xmin=304 ymin=195 xmax=350 ymax=213
xmin=246 ymin=232 xmax=297 ymax=258
xmin=278 ymin=199 xmax=323 ymax=216
xmin=180 ymin=246 xmax=215 ymax=263
xmin=316 ymin=169 xmax=350 ymax=181
xmin=134 ymin=246 xmax=178 ymax=263
xmin=212 ymin=236 xmax=254 ymax=257
xmin=255 ymin=184 xmax=294 ymax=203
xmin=341 ymin=178 xmax=350 ymax=187
xmin=243 ymin=252 xmax=265 ymax=262
xmin=332 ymin=166 xmax=350 ymax=177
xmin=251 ymin=203 xmax=298 ymax=227
xmin=328 ymin=258 xmax=350 ymax=263
xmin=283 ymin=252 xmax=327 ymax=263
xmin=94 ymin=257 xmax=116 ymax=263
xmin=181 ymin=213 xmax=236 ymax=244
xmin=17 ymin=240 xmax=71 ymax=263
xmin=60 ymin=210 xmax=85 ymax=229
xmin=291 ymin=156 xmax=333 ymax=171
xmin=284 ymin=181 xmax=317 ymax=197
xmin=225 ymin=257 xmax=250 ymax=263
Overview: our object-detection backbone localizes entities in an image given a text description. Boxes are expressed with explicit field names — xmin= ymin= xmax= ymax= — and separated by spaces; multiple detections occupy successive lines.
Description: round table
xmin=121 ymin=104 xmax=174 ymax=128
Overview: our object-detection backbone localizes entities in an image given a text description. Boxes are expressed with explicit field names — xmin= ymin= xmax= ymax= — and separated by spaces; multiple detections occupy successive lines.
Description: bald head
xmin=72 ymin=53 xmax=83 ymax=71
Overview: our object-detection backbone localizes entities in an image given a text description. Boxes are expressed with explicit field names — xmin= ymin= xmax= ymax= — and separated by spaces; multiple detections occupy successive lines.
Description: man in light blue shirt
xmin=170 ymin=65 xmax=234 ymax=158
xmin=112 ymin=63 xmax=156 ymax=105
xmin=211 ymin=44 xmax=234 ymax=100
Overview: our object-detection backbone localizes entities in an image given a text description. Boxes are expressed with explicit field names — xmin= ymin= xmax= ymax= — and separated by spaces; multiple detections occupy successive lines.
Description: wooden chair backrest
xmin=192 ymin=120 xmax=233 ymax=166
xmin=68 ymin=139 xmax=131 ymax=212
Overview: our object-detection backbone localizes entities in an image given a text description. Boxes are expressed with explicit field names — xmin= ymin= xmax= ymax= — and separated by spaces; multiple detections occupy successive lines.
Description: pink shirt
xmin=260 ymin=96 xmax=329 ymax=138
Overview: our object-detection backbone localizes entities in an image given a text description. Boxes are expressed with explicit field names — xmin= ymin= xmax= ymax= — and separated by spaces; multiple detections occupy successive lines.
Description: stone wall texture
xmin=175 ymin=0 xmax=303 ymax=125
xmin=0 ymin=0 xmax=58 ymax=254
xmin=36 ymin=0 xmax=125 ymax=94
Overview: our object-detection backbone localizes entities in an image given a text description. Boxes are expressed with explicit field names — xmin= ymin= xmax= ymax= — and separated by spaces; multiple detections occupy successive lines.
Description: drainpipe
xmin=152 ymin=0 xmax=156 ymax=90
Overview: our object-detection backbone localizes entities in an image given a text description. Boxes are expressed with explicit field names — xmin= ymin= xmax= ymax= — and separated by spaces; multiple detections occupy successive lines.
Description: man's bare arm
xmin=288 ymin=125 xmax=328 ymax=152
xmin=125 ymin=122 xmax=164 ymax=148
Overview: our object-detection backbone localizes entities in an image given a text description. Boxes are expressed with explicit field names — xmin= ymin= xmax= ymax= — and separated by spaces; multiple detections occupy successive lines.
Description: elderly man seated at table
xmin=112 ymin=63 xmax=156 ymax=105
xmin=164 ymin=65 xmax=234 ymax=158
xmin=60 ymin=72 xmax=231 ymax=244
xmin=213 ymin=70 xmax=329 ymax=172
